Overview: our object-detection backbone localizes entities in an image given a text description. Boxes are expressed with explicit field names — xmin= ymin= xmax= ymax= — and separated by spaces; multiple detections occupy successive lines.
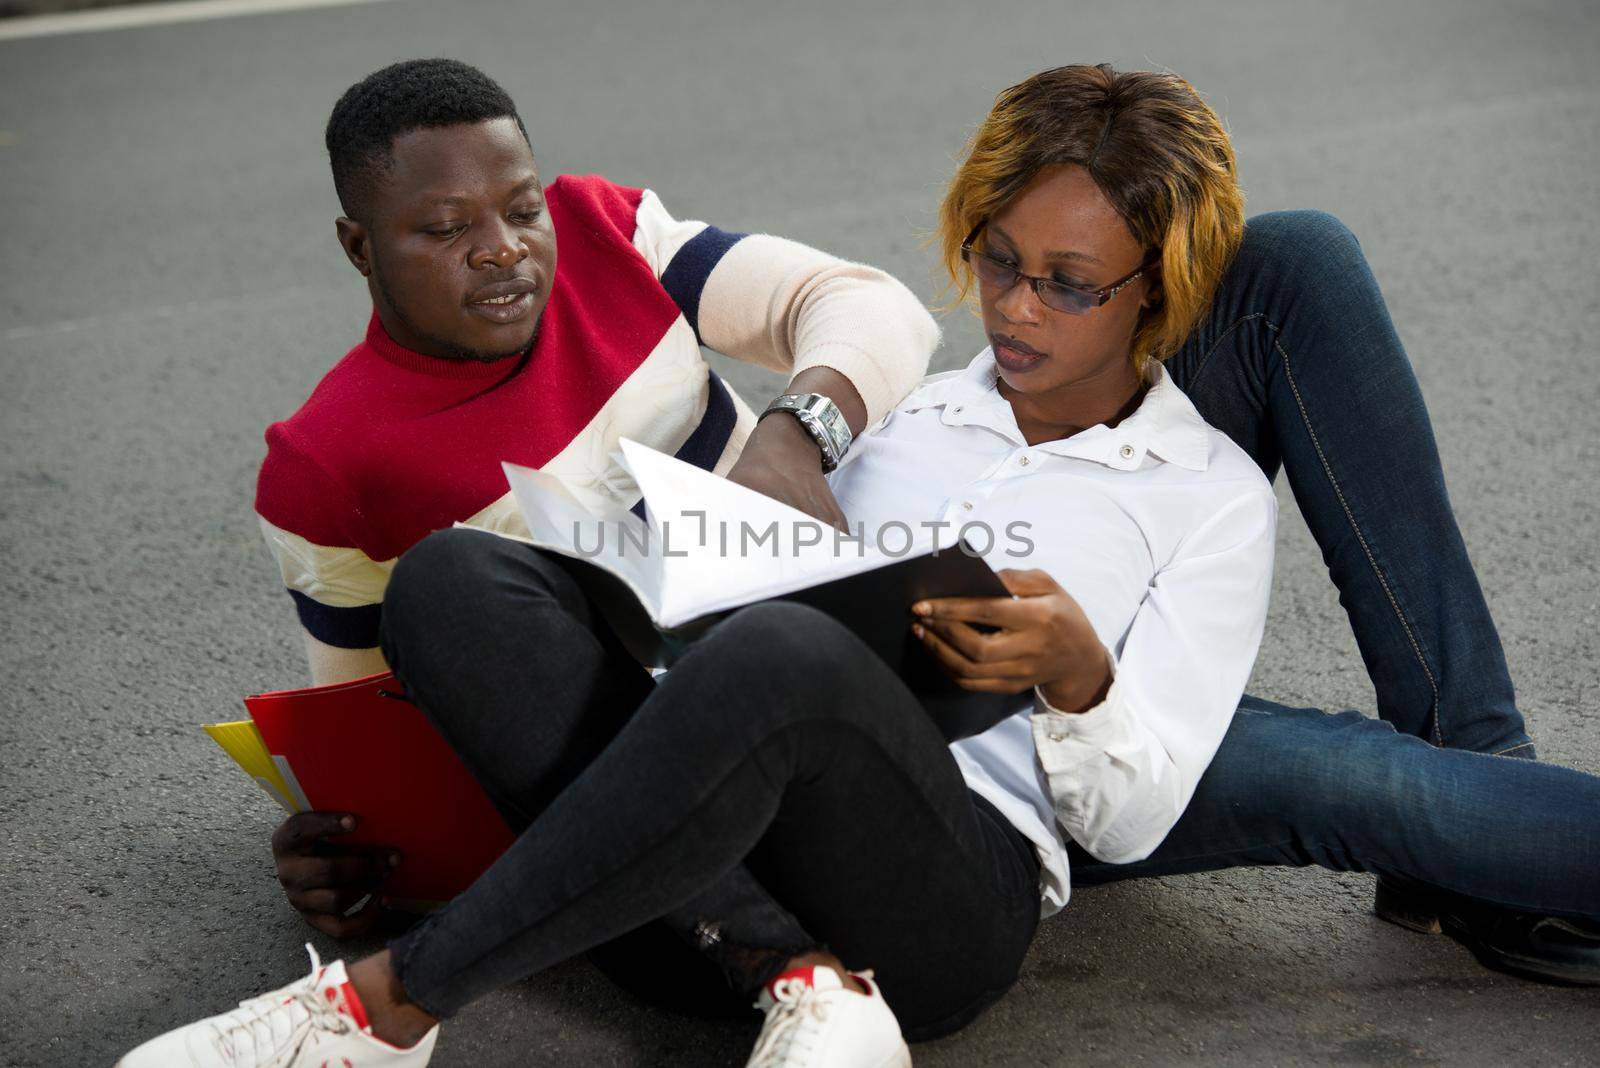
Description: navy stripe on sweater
xmin=660 ymin=226 xmax=748 ymax=343
xmin=289 ymin=589 xmax=383 ymax=649
xmin=630 ymin=370 xmax=739 ymax=521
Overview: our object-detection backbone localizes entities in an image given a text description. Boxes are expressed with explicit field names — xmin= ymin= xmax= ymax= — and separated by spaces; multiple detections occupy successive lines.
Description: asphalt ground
xmin=2 ymin=1 xmax=1598 ymax=1064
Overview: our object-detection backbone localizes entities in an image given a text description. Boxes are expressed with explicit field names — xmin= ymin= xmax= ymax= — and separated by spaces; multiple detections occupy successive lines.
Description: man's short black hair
xmin=325 ymin=58 xmax=528 ymax=221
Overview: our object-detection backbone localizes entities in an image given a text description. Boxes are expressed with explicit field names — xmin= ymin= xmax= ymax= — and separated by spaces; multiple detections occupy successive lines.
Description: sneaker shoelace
xmin=202 ymin=947 xmax=353 ymax=1067
xmin=747 ymin=977 xmax=832 ymax=1068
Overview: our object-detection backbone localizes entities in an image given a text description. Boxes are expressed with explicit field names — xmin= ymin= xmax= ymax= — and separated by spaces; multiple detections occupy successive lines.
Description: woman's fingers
xmin=917 ymin=616 xmax=1036 ymax=662
xmin=951 ymin=676 xmax=1038 ymax=694
xmin=912 ymin=593 xmax=1047 ymax=632
xmin=994 ymin=568 xmax=1062 ymax=597
xmin=914 ymin=620 xmax=1036 ymax=692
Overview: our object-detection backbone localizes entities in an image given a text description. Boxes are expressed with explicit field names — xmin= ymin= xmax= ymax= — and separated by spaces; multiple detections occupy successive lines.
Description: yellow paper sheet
xmin=202 ymin=720 xmax=307 ymax=814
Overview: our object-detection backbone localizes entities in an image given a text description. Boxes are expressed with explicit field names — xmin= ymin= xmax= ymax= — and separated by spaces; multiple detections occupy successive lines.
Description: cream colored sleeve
xmin=301 ymin=629 xmax=389 ymax=686
xmin=631 ymin=189 xmax=939 ymax=424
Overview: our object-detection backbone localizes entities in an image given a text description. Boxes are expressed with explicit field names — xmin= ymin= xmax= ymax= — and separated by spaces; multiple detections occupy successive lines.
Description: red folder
xmin=245 ymin=672 xmax=514 ymax=907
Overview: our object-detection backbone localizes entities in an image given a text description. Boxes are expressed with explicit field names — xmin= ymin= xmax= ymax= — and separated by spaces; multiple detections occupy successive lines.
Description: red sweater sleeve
xmin=255 ymin=421 xmax=371 ymax=552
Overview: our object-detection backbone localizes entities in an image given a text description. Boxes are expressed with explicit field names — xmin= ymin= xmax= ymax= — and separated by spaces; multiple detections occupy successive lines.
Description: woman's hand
xmin=912 ymin=568 xmax=1114 ymax=714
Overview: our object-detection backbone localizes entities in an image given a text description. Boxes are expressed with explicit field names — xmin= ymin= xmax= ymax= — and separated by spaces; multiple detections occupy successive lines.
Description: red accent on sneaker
xmin=319 ymin=978 xmax=372 ymax=1033
xmin=765 ymin=966 xmax=818 ymax=996
xmin=342 ymin=981 xmax=372 ymax=1033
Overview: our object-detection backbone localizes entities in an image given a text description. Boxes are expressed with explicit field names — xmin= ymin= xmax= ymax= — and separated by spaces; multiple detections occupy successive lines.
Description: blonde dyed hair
xmin=938 ymin=64 xmax=1244 ymax=377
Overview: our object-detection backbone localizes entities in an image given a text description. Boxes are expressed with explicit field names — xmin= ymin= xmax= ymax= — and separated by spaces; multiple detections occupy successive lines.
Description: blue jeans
xmin=1070 ymin=212 xmax=1600 ymax=916
xmin=1069 ymin=697 xmax=1598 ymax=920
xmin=1167 ymin=211 xmax=1529 ymax=756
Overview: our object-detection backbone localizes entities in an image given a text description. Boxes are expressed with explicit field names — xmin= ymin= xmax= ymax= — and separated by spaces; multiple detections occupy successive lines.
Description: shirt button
xmin=1047 ymin=732 xmax=1066 ymax=742
xmin=1018 ymin=456 xmax=1030 ymax=466
xmin=1119 ymin=444 xmax=1135 ymax=459
xmin=953 ymin=406 xmax=964 ymax=413
xmin=961 ymin=501 xmax=974 ymax=511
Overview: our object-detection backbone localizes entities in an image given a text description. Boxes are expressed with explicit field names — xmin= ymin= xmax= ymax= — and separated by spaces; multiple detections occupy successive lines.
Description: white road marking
xmin=0 ymin=0 xmax=397 ymax=42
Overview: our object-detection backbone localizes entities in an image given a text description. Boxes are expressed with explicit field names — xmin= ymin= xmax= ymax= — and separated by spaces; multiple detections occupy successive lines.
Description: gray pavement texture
xmin=2 ymin=0 xmax=1598 ymax=1064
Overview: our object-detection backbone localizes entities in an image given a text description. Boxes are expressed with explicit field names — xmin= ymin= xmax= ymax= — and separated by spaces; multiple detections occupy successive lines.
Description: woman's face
xmin=977 ymin=164 xmax=1154 ymax=400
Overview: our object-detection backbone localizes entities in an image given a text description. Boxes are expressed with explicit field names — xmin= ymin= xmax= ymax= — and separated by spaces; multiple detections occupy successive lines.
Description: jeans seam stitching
xmin=1185 ymin=311 xmax=1265 ymax=389
xmin=1270 ymin=324 xmax=1445 ymax=746
xmin=393 ymin=916 xmax=450 ymax=1019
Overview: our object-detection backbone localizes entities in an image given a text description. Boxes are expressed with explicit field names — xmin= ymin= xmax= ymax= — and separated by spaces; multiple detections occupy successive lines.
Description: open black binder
xmin=503 ymin=439 xmax=1021 ymax=743
xmin=556 ymin=539 xmax=1017 ymax=743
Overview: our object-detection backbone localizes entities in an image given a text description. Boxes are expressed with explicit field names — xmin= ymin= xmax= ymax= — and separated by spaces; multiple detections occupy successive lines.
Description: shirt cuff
xmin=1031 ymin=661 xmax=1123 ymax=747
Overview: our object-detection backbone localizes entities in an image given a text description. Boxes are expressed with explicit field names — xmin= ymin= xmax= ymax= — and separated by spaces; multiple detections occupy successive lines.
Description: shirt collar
xmin=898 ymin=348 xmax=1212 ymax=472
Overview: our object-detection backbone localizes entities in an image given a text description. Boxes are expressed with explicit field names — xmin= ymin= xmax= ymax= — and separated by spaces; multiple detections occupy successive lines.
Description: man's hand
xmin=728 ymin=366 xmax=867 ymax=530
xmin=727 ymin=413 xmax=849 ymax=530
xmin=911 ymin=568 xmax=1114 ymax=714
xmin=271 ymin=811 xmax=398 ymax=939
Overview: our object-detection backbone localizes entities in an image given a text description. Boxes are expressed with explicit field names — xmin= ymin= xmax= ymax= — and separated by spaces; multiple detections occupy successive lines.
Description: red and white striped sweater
xmin=255 ymin=174 xmax=937 ymax=649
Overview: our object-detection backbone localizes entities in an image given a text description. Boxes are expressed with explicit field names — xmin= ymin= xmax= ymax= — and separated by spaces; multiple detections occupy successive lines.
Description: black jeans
xmin=380 ymin=531 xmax=1041 ymax=1041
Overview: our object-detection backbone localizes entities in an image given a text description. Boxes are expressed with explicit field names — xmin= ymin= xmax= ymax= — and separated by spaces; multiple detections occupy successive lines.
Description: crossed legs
xmin=380 ymin=532 xmax=1042 ymax=1040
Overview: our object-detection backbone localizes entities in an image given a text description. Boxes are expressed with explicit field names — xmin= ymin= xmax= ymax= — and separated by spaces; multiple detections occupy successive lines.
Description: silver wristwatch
xmin=759 ymin=393 xmax=853 ymax=473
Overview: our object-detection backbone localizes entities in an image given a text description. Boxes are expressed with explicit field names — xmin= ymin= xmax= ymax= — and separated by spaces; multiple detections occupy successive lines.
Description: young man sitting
xmin=250 ymin=57 xmax=938 ymax=1066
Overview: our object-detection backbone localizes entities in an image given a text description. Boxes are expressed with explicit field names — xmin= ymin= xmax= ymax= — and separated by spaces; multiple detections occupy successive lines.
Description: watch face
xmin=800 ymin=396 xmax=847 ymax=442
xmin=767 ymin=394 xmax=849 ymax=465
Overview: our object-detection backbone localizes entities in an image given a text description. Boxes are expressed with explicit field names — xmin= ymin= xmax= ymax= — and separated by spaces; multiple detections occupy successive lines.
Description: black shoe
xmin=1375 ymin=877 xmax=1600 ymax=986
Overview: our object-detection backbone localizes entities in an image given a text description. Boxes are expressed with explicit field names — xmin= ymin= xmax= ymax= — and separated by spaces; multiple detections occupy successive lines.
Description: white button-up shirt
xmin=827 ymin=349 xmax=1277 ymax=913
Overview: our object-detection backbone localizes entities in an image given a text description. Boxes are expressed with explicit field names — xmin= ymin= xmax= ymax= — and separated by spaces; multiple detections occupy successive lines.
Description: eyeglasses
xmin=960 ymin=222 xmax=1154 ymax=316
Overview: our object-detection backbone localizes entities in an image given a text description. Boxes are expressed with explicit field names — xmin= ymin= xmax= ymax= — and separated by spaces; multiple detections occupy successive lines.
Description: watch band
xmin=759 ymin=393 xmax=853 ymax=473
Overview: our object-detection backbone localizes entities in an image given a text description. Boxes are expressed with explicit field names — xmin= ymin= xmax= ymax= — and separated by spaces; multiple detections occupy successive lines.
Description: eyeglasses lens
xmin=969 ymin=253 xmax=1015 ymax=289
xmin=969 ymin=249 xmax=1095 ymax=315
xmin=1035 ymin=282 xmax=1095 ymax=315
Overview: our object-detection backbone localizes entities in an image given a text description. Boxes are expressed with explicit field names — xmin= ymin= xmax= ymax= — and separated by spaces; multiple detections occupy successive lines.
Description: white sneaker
xmin=117 ymin=944 xmax=438 ymax=1067
xmin=745 ymin=965 xmax=912 ymax=1068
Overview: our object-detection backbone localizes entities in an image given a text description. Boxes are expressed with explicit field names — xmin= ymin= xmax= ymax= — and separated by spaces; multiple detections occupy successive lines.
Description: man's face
xmin=338 ymin=117 xmax=557 ymax=362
